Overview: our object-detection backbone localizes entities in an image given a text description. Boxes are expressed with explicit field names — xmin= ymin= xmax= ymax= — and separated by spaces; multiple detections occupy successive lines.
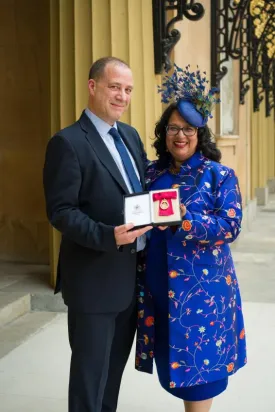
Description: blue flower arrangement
xmin=158 ymin=64 xmax=221 ymax=127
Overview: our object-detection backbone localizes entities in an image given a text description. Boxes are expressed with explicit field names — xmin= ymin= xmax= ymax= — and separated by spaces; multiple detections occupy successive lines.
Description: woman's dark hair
xmin=153 ymin=102 xmax=222 ymax=168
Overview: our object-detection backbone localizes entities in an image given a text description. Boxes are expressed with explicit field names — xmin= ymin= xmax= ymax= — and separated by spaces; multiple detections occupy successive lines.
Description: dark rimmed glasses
xmin=166 ymin=125 xmax=198 ymax=137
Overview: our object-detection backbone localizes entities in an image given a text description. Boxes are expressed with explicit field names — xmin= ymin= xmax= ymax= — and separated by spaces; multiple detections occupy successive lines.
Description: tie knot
xmin=109 ymin=127 xmax=120 ymax=141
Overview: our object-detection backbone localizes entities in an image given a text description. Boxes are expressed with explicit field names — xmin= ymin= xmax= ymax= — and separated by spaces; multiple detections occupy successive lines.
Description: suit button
xmin=130 ymin=248 xmax=136 ymax=254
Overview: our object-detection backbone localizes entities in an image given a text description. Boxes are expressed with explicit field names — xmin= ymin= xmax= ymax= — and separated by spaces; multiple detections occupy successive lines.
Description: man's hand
xmin=114 ymin=223 xmax=152 ymax=247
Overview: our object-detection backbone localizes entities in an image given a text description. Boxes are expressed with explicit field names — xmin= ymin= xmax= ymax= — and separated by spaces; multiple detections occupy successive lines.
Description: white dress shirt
xmin=85 ymin=108 xmax=146 ymax=251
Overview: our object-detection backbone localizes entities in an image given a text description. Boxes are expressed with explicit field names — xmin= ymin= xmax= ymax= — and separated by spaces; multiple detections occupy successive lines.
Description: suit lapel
xmin=117 ymin=123 xmax=145 ymax=190
xmin=79 ymin=112 xmax=130 ymax=194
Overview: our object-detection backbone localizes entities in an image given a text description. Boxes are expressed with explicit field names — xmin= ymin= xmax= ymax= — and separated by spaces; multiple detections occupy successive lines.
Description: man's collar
xmin=85 ymin=108 xmax=117 ymax=136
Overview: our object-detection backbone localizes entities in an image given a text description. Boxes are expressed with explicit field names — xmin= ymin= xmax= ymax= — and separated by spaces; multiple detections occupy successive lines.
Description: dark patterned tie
xmin=109 ymin=127 xmax=142 ymax=193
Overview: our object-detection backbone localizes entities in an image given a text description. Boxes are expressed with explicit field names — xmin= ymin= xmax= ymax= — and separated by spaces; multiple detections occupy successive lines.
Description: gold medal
xmin=159 ymin=199 xmax=169 ymax=210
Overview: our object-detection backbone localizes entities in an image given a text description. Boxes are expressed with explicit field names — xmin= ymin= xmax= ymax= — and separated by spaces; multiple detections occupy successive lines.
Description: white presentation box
xmin=124 ymin=188 xmax=182 ymax=228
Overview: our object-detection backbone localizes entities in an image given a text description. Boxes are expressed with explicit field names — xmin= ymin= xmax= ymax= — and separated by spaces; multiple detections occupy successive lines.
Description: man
xmin=43 ymin=57 xmax=152 ymax=412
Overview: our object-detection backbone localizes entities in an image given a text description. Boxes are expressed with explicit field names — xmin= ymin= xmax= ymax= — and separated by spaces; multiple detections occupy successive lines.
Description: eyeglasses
xmin=166 ymin=125 xmax=198 ymax=137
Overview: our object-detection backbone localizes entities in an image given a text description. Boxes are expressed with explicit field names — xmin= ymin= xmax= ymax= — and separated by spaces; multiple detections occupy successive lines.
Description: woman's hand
xmin=180 ymin=204 xmax=187 ymax=217
xmin=157 ymin=204 xmax=186 ymax=231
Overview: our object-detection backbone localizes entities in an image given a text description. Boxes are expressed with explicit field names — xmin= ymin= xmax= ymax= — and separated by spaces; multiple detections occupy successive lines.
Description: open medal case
xmin=124 ymin=188 xmax=182 ymax=228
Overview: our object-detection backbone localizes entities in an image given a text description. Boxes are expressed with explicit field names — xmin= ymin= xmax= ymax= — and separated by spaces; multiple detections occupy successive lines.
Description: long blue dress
xmin=135 ymin=152 xmax=247 ymax=401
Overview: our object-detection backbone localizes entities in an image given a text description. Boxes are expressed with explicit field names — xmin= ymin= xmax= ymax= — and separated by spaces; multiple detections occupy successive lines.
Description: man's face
xmin=88 ymin=63 xmax=134 ymax=125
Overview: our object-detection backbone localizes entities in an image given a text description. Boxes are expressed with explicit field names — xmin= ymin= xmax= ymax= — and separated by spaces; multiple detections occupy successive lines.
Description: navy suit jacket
xmin=43 ymin=111 xmax=147 ymax=313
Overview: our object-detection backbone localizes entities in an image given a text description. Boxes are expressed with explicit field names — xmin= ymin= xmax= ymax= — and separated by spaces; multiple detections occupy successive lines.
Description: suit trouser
xmin=67 ymin=294 xmax=136 ymax=412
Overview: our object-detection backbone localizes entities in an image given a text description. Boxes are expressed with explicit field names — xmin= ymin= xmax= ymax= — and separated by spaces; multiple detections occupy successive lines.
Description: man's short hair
xmin=88 ymin=57 xmax=130 ymax=81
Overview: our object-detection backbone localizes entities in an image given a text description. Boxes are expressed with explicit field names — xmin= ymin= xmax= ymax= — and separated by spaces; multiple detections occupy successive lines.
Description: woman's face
xmin=166 ymin=110 xmax=198 ymax=164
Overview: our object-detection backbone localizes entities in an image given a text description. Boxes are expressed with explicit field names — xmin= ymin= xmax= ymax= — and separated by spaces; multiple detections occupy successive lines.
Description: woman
xmin=135 ymin=66 xmax=247 ymax=412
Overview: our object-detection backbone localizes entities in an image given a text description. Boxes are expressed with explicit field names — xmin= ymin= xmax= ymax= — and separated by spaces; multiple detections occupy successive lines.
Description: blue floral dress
xmin=135 ymin=152 xmax=247 ymax=401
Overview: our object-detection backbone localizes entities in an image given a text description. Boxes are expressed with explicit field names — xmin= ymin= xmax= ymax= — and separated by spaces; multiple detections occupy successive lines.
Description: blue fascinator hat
xmin=158 ymin=64 xmax=220 ymax=128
